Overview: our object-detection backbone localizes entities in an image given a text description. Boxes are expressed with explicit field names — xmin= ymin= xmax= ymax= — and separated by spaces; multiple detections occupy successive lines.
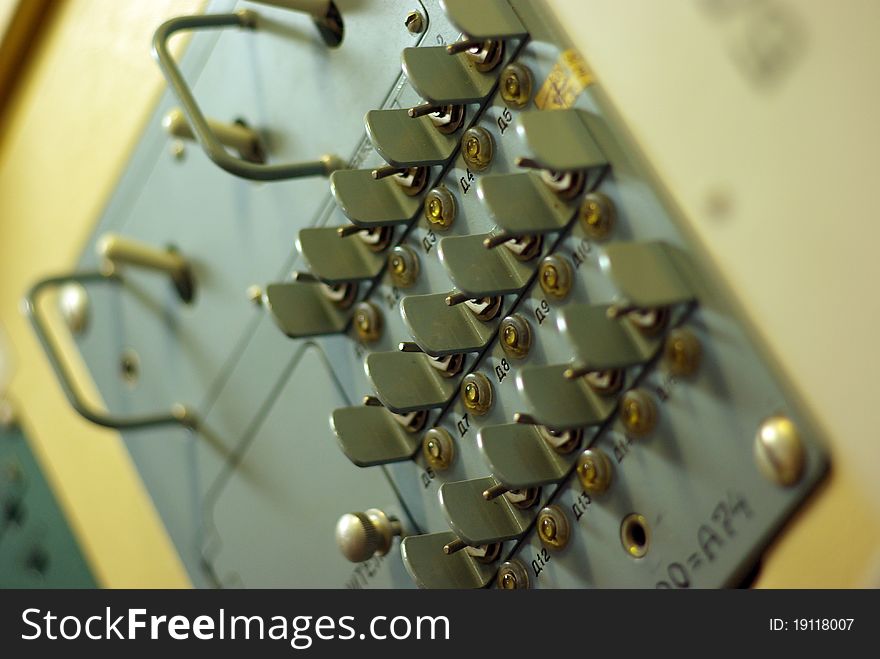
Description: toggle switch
xmin=400 ymin=531 xmax=498 ymax=589
xmin=516 ymin=108 xmax=608 ymax=172
xmin=335 ymin=508 xmax=402 ymax=563
xmin=516 ymin=364 xmax=618 ymax=430
xmin=96 ymin=233 xmax=195 ymax=303
xmin=440 ymin=0 xmax=528 ymax=42
xmin=400 ymin=292 xmax=501 ymax=356
xmin=330 ymin=168 xmax=426 ymax=228
xmin=331 ymin=397 xmax=425 ymax=467
xmin=439 ymin=476 xmax=535 ymax=547
xmin=600 ymin=241 xmax=698 ymax=312
xmin=557 ymin=304 xmax=663 ymax=380
xmin=365 ymin=109 xmax=461 ymax=168
xmin=402 ymin=46 xmax=499 ymax=105
xmin=477 ymin=172 xmax=579 ymax=241
xmin=478 ymin=422 xmax=582 ymax=491
xmin=365 ymin=350 xmax=462 ymax=413
xmin=163 ymin=108 xmax=264 ymax=164
xmin=297 ymin=226 xmax=388 ymax=283
xmin=264 ymin=279 xmax=354 ymax=338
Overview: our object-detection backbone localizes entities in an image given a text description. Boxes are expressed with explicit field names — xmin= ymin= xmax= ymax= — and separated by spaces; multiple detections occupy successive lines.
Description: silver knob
xmin=335 ymin=508 xmax=402 ymax=563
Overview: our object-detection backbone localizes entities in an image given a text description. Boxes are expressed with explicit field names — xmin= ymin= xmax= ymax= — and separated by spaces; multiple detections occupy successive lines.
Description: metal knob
xmin=335 ymin=508 xmax=402 ymax=563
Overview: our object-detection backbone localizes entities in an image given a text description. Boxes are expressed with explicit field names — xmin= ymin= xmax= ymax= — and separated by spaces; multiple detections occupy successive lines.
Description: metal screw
xmin=754 ymin=414 xmax=805 ymax=486
xmin=388 ymin=245 xmax=420 ymax=288
xmin=424 ymin=186 xmax=456 ymax=229
xmin=576 ymin=448 xmax=613 ymax=494
xmin=460 ymin=372 xmax=493 ymax=416
xmin=620 ymin=389 xmax=658 ymax=437
xmin=422 ymin=427 xmax=455 ymax=471
xmin=664 ymin=327 xmax=702 ymax=376
xmin=497 ymin=560 xmax=530 ymax=589
xmin=537 ymin=505 xmax=570 ymax=550
xmin=169 ymin=140 xmax=186 ymax=160
xmin=404 ymin=10 xmax=425 ymax=34
xmin=353 ymin=302 xmax=383 ymax=342
xmin=499 ymin=314 xmax=531 ymax=359
xmin=580 ymin=192 xmax=616 ymax=240
xmin=461 ymin=126 xmax=494 ymax=171
xmin=538 ymin=254 xmax=574 ymax=299
xmin=499 ymin=62 xmax=533 ymax=109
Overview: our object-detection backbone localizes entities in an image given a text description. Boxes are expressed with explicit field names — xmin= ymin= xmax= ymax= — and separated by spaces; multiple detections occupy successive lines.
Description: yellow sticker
xmin=535 ymin=49 xmax=594 ymax=110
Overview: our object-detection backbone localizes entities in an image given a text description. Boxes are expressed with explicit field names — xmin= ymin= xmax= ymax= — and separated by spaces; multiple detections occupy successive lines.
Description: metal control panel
xmin=27 ymin=0 xmax=827 ymax=588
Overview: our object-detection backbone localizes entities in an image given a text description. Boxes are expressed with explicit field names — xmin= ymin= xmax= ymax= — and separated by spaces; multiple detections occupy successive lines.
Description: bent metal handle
xmin=24 ymin=271 xmax=198 ymax=431
xmin=151 ymin=10 xmax=344 ymax=181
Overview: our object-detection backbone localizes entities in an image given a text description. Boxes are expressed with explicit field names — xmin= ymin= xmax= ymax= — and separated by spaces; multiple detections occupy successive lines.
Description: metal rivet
xmin=497 ymin=560 xmax=530 ymax=589
xmin=461 ymin=126 xmax=494 ymax=171
xmin=620 ymin=513 xmax=651 ymax=558
xmin=576 ymin=448 xmax=613 ymax=494
xmin=620 ymin=389 xmax=657 ymax=437
xmin=580 ymin=192 xmax=616 ymax=240
xmin=754 ymin=414 xmax=805 ymax=486
xmin=388 ymin=245 xmax=420 ymax=288
xmin=404 ymin=10 xmax=425 ymax=34
xmin=537 ymin=505 xmax=570 ymax=551
xmin=460 ymin=372 xmax=493 ymax=416
xmin=538 ymin=254 xmax=573 ymax=299
xmin=422 ymin=427 xmax=455 ymax=471
xmin=424 ymin=186 xmax=456 ymax=229
xmin=499 ymin=62 xmax=533 ymax=109
xmin=353 ymin=301 xmax=383 ymax=342
xmin=499 ymin=314 xmax=532 ymax=359
xmin=664 ymin=327 xmax=702 ymax=376
xmin=58 ymin=283 xmax=90 ymax=334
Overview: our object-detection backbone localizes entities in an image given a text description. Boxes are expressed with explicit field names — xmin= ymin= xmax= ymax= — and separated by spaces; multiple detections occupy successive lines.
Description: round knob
xmin=335 ymin=508 xmax=402 ymax=563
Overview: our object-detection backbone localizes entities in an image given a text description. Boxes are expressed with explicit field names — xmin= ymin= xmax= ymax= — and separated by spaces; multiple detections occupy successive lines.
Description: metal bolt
xmin=538 ymin=254 xmax=573 ymax=299
xmin=404 ymin=10 xmax=425 ymax=34
xmin=422 ymin=427 xmax=455 ymax=471
xmin=460 ymin=372 xmax=493 ymax=416
xmin=620 ymin=388 xmax=658 ymax=437
xmin=499 ymin=62 xmax=533 ymax=109
xmin=754 ymin=414 xmax=805 ymax=486
xmin=576 ymin=448 xmax=613 ymax=494
xmin=499 ymin=314 xmax=532 ymax=359
xmin=58 ymin=283 xmax=90 ymax=334
xmin=461 ymin=126 xmax=494 ymax=171
xmin=580 ymin=192 xmax=616 ymax=240
xmin=388 ymin=245 xmax=420 ymax=288
xmin=537 ymin=505 xmax=570 ymax=550
xmin=424 ymin=187 xmax=456 ymax=229
xmin=664 ymin=327 xmax=702 ymax=376
xmin=497 ymin=560 xmax=530 ymax=589
xmin=353 ymin=302 xmax=383 ymax=342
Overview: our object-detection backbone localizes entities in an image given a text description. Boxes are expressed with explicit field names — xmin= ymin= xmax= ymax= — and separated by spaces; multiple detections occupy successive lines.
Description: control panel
xmin=26 ymin=0 xmax=827 ymax=588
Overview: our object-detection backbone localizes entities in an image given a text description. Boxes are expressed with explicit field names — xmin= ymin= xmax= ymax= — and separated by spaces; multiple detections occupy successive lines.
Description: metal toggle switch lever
xmin=96 ymin=233 xmax=195 ymax=303
xmin=335 ymin=508 xmax=402 ymax=563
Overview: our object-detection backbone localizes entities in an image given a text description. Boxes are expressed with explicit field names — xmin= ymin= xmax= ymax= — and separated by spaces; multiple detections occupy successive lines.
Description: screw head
xmin=496 ymin=560 xmax=530 ymax=589
xmin=404 ymin=10 xmax=425 ymax=34
xmin=460 ymin=372 xmax=493 ymax=416
xmin=461 ymin=126 xmax=494 ymax=171
xmin=537 ymin=505 xmax=570 ymax=550
xmin=620 ymin=388 xmax=658 ymax=437
xmin=754 ymin=414 xmax=805 ymax=486
xmin=538 ymin=255 xmax=574 ymax=299
xmin=388 ymin=245 xmax=420 ymax=288
xmin=499 ymin=314 xmax=531 ymax=359
xmin=422 ymin=427 xmax=455 ymax=471
xmin=424 ymin=186 xmax=456 ymax=229
xmin=580 ymin=192 xmax=616 ymax=240
xmin=576 ymin=448 xmax=613 ymax=494
xmin=353 ymin=301 xmax=383 ymax=342
xmin=499 ymin=63 xmax=533 ymax=109
xmin=664 ymin=327 xmax=702 ymax=376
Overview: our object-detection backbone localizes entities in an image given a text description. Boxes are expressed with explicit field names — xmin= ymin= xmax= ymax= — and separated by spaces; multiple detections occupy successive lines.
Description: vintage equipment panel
xmin=26 ymin=0 xmax=827 ymax=588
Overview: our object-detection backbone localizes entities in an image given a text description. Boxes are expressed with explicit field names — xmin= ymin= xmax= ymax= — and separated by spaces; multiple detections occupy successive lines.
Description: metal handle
xmin=23 ymin=271 xmax=198 ymax=431
xmin=151 ymin=10 xmax=344 ymax=181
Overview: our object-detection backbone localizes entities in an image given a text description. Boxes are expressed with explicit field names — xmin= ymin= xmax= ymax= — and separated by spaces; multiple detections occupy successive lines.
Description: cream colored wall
xmin=0 ymin=0 xmax=204 ymax=588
